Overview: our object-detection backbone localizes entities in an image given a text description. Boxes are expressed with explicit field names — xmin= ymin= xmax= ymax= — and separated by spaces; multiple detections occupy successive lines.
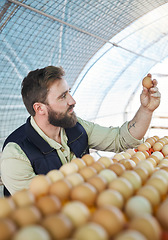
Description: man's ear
xmin=33 ymin=102 xmax=46 ymax=115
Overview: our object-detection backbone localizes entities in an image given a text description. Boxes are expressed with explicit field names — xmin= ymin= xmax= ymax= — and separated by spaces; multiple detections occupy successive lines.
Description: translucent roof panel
xmin=72 ymin=3 xmax=168 ymax=127
xmin=0 ymin=0 xmax=168 ymax=148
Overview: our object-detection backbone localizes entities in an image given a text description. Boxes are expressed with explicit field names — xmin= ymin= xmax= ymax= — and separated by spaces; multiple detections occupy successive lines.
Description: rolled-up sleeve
xmin=78 ymin=118 xmax=142 ymax=153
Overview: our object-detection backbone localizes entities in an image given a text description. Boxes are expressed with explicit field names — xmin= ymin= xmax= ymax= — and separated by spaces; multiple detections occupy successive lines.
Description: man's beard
xmin=47 ymin=105 xmax=77 ymax=128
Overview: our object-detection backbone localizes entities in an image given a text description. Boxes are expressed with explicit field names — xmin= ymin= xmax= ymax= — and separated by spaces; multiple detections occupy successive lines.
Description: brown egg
xmin=82 ymin=154 xmax=96 ymax=166
xmin=146 ymin=157 xmax=157 ymax=167
xmin=41 ymin=212 xmax=74 ymax=240
xmin=65 ymin=173 xmax=84 ymax=187
xmin=153 ymin=166 xmax=160 ymax=172
xmin=108 ymin=177 xmax=134 ymax=201
xmin=128 ymin=214 xmax=162 ymax=240
xmin=161 ymin=136 xmax=167 ymax=142
xmin=87 ymin=175 xmax=107 ymax=193
xmin=112 ymin=158 xmax=119 ymax=163
xmin=145 ymin=137 xmax=156 ymax=147
xmin=29 ymin=175 xmax=51 ymax=198
xmin=71 ymin=158 xmax=86 ymax=169
xmin=125 ymin=148 xmax=136 ymax=157
xmin=91 ymin=161 xmax=106 ymax=173
xmin=136 ymin=185 xmax=161 ymax=208
xmin=146 ymin=175 xmax=168 ymax=197
xmin=138 ymin=142 xmax=151 ymax=151
xmin=0 ymin=218 xmax=17 ymax=240
xmin=162 ymin=144 xmax=168 ymax=156
xmin=72 ymin=222 xmax=108 ymax=240
xmin=121 ymin=152 xmax=132 ymax=159
xmin=162 ymin=136 xmax=168 ymax=143
xmin=133 ymin=151 xmax=146 ymax=161
xmin=124 ymin=196 xmax=152 ymax=220
xmin=98 ymin=156 xmax=114 ymax=168
xmin=145 ymin=142 xmax=151 ymax=148
xmin=156 ymin=198 xmax=168 ymax=230
xmin=134 ymin=167 xmax=149 ymax=184
xmin=36 ymin=195 xmax=61 ymax=216
xmin=119 ymin=159 xmax=136 ymax=170
xmin=96 ymin=189 xmax=124 ymax=209
xmin=108 ymin=163 xmax=126 ymax=176
xmin=147 ymin=155 xmax=160 ymax=164
xmin=142 ymin=151 xmax=150 ymax=158
xmin=91 ymin=205 xmax=126 ymax=237
xmin=70 ymin=182 xmax=97 ymax=207
xmin=152 ymin=151 xmax=164 ymax=161
xmin=142 ymin=76 xmax=153 ymax=89
xmin=112 ymin=153 xmax=125 ymax=161
xmin=11 ymin=205 xmax=41 ymax=227
xmin=159 ymin=165 xmax=168 ymax=172
xmin=98 ymin=169 xmax=117 ymax=183
xmin=49 ymin=179 xmax=72 ymax=202
xmin=60 ymin=162 xmax=79 ymax=176
xmin=121 ymin=170 xmax=142 ymax=192
xmin=151 ymin=169 xmax=168 ymax=183
xmin=0 ymin=197 xmax=15 ymax=218
xmin=62 ymin=201 xmax=91 ymax=227
xmin=78 ymin=166 xmax=97 ymax=180
xmin=153 ymin=135 xmax=160 ymax=141
xmin=130 ymin=156 xmax=141 ymax=165
xmin=46 ymin=169 xmax=64 ymax=183
xmin=137 ymin=160 xmax=154 ymax=176
xmin=153 ymin=142 xmax=164 ymax=151
xmin=12 ymin=189 xmax=35 ymax=208
xmin=158 ymin=142 xmax=166 ymax=149
xmin=159 ymin=158 xmax=168 ymax=167
xmin=114 ymin=229 xmax=147 ymax=240
xmin=13 ymin=225 xmax=51 ymax=240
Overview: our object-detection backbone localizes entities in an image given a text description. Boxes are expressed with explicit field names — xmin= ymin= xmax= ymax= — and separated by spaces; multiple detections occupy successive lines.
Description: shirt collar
xmin=30 ymin=116 xmax=63 ymax=150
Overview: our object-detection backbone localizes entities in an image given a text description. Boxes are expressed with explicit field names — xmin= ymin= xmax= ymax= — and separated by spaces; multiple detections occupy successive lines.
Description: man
xmin=0 ymin=66 xmax=161 ymax=195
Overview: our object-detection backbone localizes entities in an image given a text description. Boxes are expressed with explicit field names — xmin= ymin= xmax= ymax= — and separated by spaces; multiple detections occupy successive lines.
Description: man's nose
xmin=68 ymin=94 xmax=76 ymax=105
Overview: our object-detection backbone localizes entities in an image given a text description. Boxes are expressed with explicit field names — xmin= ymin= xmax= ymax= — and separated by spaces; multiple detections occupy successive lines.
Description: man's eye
xmin=62 ymin=93 xmax=66 ymax=98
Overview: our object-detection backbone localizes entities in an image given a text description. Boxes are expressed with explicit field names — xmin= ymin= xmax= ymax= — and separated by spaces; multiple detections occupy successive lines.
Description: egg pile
xmin=1 ymin=136 xmax=168 ymax=240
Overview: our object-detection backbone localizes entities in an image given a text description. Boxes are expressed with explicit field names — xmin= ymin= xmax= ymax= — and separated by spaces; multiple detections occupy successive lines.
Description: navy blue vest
xmin=2 ymin=117 xmax=89 ymax=195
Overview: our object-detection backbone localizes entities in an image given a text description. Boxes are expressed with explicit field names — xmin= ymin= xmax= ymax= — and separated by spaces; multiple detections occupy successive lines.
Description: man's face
xmin=46 ymin=79 xmax=77 ymax=128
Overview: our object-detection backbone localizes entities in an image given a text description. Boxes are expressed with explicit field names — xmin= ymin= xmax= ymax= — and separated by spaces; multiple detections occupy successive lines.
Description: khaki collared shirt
xmin=0 ymin=117 xmax=142 ymax=195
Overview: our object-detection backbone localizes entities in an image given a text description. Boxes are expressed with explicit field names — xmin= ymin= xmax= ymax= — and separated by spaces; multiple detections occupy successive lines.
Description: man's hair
xmin=21 ymin=66 xmax=65 ymax=116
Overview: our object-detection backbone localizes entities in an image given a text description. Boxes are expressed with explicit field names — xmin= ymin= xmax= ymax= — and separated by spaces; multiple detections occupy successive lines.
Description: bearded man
xmin=0 ymin=66 xmax=161 ymax=196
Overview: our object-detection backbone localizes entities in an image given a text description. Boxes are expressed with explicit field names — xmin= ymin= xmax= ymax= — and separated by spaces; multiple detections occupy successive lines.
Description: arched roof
xmin=0 ymin=0 xmax=168 ymax=148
